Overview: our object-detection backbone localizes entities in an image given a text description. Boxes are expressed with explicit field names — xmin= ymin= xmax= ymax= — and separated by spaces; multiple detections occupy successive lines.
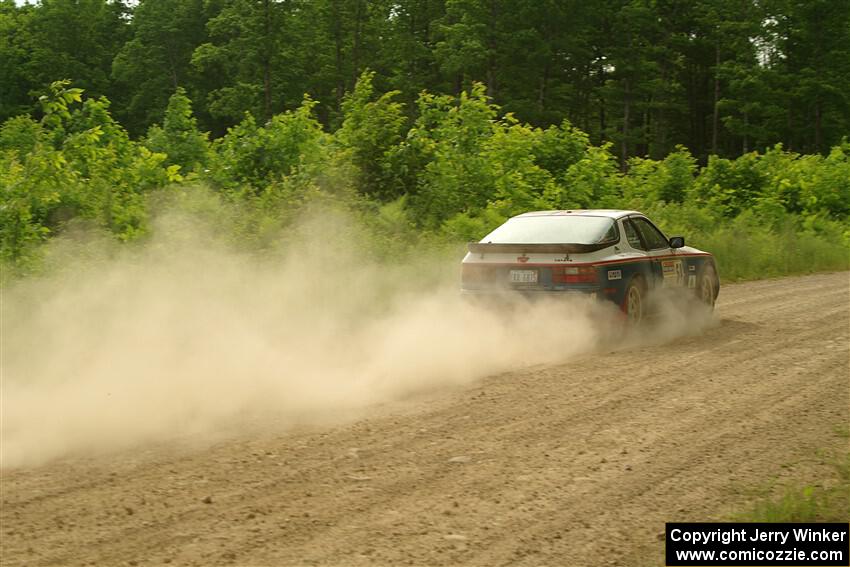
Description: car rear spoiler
xmin=467 ymin=242 xmax=612 ymax=254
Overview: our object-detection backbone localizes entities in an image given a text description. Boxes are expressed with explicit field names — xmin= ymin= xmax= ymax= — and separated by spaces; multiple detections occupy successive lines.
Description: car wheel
xmin=697 ymin=265 xmax=716 ymax=310
xmin=624 ymin=278 xmax=645 ymax=325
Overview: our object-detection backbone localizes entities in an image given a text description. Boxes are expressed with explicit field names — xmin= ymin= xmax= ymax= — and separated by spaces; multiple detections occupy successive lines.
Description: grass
xmin=696 ymin=221 xmax=850 ymax=283
xmin=734 ymin=427 xmax=850 ymax=523
xmin=739 ymin=464 xmax=849 ymax=522
xmin=645 ymin=203 xmax=850 ymax=283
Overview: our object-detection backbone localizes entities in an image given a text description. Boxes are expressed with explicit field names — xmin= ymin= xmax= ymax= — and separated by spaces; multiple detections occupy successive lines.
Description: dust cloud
xmin=1 ymin=210 xmax=711 ymax=468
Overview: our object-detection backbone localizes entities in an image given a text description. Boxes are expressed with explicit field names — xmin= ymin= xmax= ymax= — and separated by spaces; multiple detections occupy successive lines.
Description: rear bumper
xmin=460 ymin=288 xmax=599 ymax=301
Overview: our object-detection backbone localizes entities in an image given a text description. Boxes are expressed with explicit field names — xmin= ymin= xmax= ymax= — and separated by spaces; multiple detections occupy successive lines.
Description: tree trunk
xmin=537 ymin=64 xmax=549 ymax=114
xmin=711 ymin=43 xmax=720 ymax=155
xmin=333 ymin=1 xmax=344 ymax=110
xmin=621 ymin=78 xmax=630 ymax=172
xmin=351 ymin=0 xmax=364 ymax=86
xmin=485 ymin=0 xmax=497 ymax=98
xmin=814 ymin=99 xmax=822 ymax=153
xmin=786 ymin=103 xmax=793 ymax=151
xmin=263 ymin=0 xmax=272 ymax=119
xmin=655 ymin=64 xmax=668 ymax=158
xmin=486 ymin=63 xmax=495 ymax=98
xmin=168 ymin=54 xmax=179 ymax=89
xmin=598 ymin=64 xmax=606 ymax=143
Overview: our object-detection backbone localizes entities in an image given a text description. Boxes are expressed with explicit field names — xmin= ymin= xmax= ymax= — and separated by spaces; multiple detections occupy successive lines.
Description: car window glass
xmin=599 ymin=221 xmax=618 ymax=243
xmin=623 ymin=220 xmax=645 ymax=250
xmin=481 ymin=215 xmax=617 ymax=244
xmin=632 ymin=218 xmax=669 ymax=250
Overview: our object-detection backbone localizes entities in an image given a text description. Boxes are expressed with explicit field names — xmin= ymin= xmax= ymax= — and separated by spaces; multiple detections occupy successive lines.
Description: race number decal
xmin=661 ymin=259 xmax=685 ymax=287
xmin=608 ymin=269 xmax=622 ymax=280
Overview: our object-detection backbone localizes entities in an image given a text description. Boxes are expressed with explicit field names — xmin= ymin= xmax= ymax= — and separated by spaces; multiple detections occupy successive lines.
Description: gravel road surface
xmin=2 ymin=271 xmax=848 ymax=567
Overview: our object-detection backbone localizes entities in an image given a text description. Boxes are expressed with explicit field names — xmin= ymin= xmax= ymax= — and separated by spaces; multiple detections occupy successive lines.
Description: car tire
xmin=697 ymin=265 xmax=716 ymax=310
xmin=624 ymin=277 xmax=645 ymax=325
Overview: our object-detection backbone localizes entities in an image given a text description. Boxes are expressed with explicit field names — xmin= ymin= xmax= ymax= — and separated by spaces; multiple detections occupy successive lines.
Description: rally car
xmin=460 ymin=210 xmax=720 ymax=323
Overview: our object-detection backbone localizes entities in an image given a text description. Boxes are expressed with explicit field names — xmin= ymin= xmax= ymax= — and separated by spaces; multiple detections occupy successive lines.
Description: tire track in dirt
xmin=1 ymin=271 xmax=848 ymax=567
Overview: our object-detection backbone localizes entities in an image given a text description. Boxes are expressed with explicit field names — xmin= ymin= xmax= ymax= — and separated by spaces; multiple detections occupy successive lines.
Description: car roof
xmin=511 ymin=209 xmax=642 ymax=220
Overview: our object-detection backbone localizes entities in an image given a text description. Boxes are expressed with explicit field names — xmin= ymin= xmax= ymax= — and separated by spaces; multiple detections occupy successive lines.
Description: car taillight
xmin=552 ymin=265 xmax=597 ymax=284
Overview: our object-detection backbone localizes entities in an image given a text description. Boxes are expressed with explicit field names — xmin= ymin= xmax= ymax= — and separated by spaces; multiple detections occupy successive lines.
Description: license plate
xmin=509 ymin=269 xmax=538 ymax=284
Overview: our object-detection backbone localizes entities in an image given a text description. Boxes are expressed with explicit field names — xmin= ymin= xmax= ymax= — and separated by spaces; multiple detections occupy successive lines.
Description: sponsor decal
xmin=689 ymin=264 xmax=696 ymax=271
xmin=662 ymin=259 xmax=685 ymax=287
xmin=688 ymin=274 xmax=696 ymax=288
xmin=608 ymin=269 xmax=622 ymax=280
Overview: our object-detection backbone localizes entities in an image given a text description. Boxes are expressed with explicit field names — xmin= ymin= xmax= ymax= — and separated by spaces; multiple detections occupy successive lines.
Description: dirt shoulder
xmin=2 ymin=272 xmax=849 ymax=567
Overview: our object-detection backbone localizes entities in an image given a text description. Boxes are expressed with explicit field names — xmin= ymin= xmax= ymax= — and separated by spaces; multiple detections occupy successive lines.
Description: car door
xmin=627 ymin=216 xmax=685 ymax=289
xmin=618 ymin=217 xmax=653 ymax=286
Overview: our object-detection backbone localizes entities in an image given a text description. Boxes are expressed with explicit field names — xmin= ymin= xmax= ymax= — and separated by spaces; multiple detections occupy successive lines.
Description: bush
xmin=2 ymin=80 xmax=848 ymax=282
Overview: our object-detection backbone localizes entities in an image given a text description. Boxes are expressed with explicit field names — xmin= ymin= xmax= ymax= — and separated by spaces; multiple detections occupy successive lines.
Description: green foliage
xmin=397 ymin=85 xmax=601 ymax=229
xmin=532 ymin=121 xmax=591 ymax=182
xmin=37 ymin=79 xmax=84 ymax=144
xmin=0 ymin=152 xmax=57 ymax=267
xmin=689 ymin=144 xmax=850 ymax=228
xmin=1 ymin=0 xmax=849 ymax=163
xmin=206 ymin=97 xmax=331 ymax=192
xmin=689 ymin=213 xmax=849 ymax=281
xmin=145 ymin=87 xmax=209 ymax=173
xmin=549 ymin=144 xmax=621 ymax=209
xmin=753 ymin=143 xmax=850 ymax=220
xmin=190 ymin=0 xmax=305 ymax=123
xmin=6 ymin=0 xmax=129 ymax=122
xmin=692 ymin=152 xmax=766 ymax=217
xmin=0 ymin=82 xmax=179 ymax=266
xmin=0 ymin=1 xmax=32 ymax=121
xmin=39 ymin=79 xmax=84 ymax=120
xmin=110 ymin=0 xmax=208 ymax=135
xmin=336 ymin=71 xmax=407 ymax=200
xmin=440 ymin=207 xmax=507 ymax=243
xmin=737 ymin=449 xmax=850 ymax=523
xmin=398 ymin=84 xmax=498 ymax=225
xmin=816 ymin=144 xmax=850 ymax=218
xmin=624 ymin=147 xmax=697 ymax=205
xmin=0 ymin=115 xmax=43 ymax=158
xmin=2 ymin=76 xmax=848 ymax=285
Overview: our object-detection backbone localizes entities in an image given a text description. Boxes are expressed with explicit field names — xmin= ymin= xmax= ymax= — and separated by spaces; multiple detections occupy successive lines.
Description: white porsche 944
xmin=460 ymin=210 xmax=720 ymax=323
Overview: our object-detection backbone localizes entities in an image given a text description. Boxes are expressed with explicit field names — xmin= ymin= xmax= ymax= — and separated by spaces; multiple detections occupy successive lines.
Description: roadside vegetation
xmin=740 ymin=456 xmax=849 ymax=523
xmin=736 ymin=426 xmax=850 ymax=523
xmin=640 ymin=444 xmax=850 ymax=566
xmin=2 ymin=77 xmax=848 ymax=283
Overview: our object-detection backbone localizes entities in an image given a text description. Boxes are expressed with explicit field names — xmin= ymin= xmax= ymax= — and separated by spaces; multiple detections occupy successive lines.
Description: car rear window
xmin=481 ymin=215 xmax=618 ymax=245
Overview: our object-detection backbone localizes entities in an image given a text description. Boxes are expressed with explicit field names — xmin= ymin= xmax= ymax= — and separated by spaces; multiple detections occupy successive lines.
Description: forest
xmin=1 ymin=0 xmax=849 ymax=279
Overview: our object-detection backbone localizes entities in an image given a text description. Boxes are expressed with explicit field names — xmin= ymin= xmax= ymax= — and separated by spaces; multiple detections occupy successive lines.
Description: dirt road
xmin=2 ymin=272 xmax=849 ymax=567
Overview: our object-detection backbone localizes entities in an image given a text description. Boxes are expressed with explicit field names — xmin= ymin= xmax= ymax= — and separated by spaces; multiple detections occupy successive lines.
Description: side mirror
xmin=669 ymin=236 xmax=685 ymax=249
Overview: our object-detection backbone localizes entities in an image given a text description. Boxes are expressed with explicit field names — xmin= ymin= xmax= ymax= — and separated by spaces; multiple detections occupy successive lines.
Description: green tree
xmin=207 ymin=97 xmax=330 ymax=191
xmin=21 ymin=0 xmax=129 ymax=106
xmin=111 ymin=0 xmax=209 ymax=135
xmin=192 ymin=0 xmax=303 ymax=122
xmin=377 ymin=0 xmax=449 ymax=110
xmin=770 ymin=0 xmax=850 ymax=153
xmin=335 ymin=71 xmax=406 ymax=200
xmin=434 ymin=0 xmax=515 ymax=98
xmin=1 ymin=81 xmax=179 ymax=266
xmin=623 ymin=146 xmax=697 ymax=205
xmin=0 ymin=1 xmax=32 ymax=123
xmin=145 ymin=87 xmax=209 ymax=173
